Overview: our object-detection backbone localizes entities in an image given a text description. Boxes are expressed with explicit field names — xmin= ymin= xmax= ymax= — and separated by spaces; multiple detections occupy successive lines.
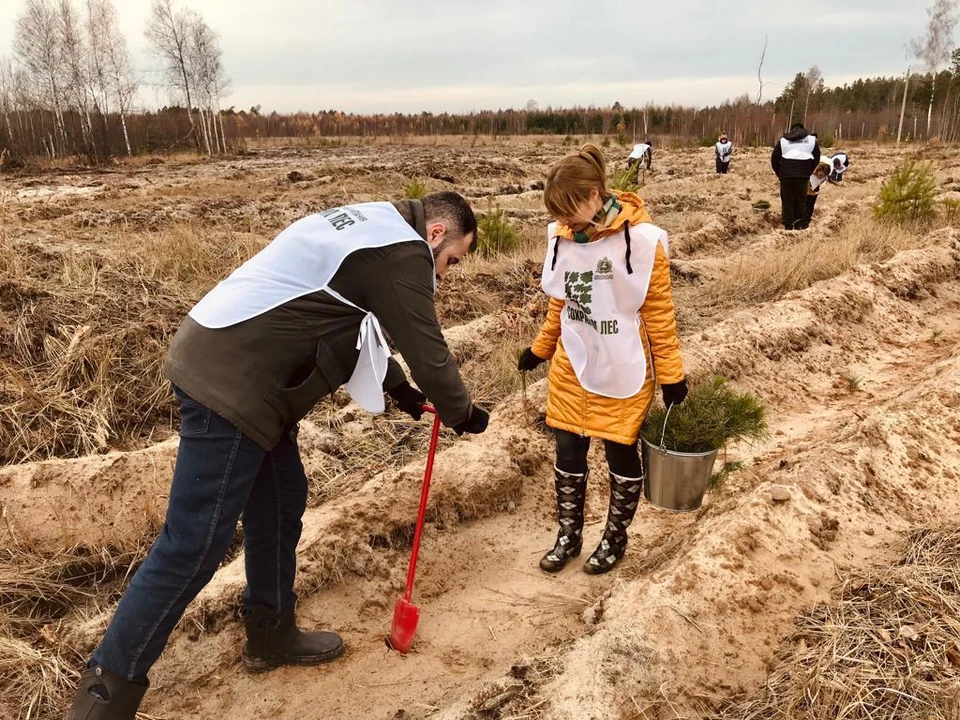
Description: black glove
xmin=517 ymin=347 xmax=546 ymax=372
xmin=453 ymin=404 xmax=489 ymax=435
xmin=387 ymin=381 xmax=426 ymax=420
xmin=661 ymin=379 xmax=689 ymax=408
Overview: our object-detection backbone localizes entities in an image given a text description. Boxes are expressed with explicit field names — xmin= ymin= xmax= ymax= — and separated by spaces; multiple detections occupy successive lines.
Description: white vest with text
xmin=541 ymin=222 xmax=668 ymax=399
xmin=779 ymin=134 xmax=817 ymax=160
xmin=189 ymin=202 xmax=431 ymax=413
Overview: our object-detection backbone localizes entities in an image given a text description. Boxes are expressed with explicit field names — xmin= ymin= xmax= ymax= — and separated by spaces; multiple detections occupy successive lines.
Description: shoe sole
xmin=242 ymin=644 xmax=345 ymax=673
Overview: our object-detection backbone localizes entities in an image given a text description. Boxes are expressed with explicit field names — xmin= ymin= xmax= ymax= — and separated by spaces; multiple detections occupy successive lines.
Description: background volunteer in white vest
xmin=715 ymin=132 xmax=733 ymax=174
xmin=65 ymin=192 xmax=489 ymax=720
xmin=828 ymin=152 xmax=850 ymax=184
xmin=771 ymin=122 xmax=821 ymax=230
xmin=627 ymin=140 xmax=653 ymax=175
xmin=518 ymin=144 xmax=687 ymax=575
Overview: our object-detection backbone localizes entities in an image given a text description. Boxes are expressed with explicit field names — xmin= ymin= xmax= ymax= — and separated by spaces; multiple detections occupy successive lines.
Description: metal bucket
xmin=641 ymin=404 xmax=719 ymax=512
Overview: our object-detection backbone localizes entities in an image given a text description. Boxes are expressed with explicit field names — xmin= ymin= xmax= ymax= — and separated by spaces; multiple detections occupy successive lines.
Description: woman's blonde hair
xmin=544 ymin=143 xmax=612 ymax=219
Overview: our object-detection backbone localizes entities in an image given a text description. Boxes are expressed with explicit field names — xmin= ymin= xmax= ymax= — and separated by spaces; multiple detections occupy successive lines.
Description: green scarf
xmin=573 ymin=196 xmax=621 ymax=243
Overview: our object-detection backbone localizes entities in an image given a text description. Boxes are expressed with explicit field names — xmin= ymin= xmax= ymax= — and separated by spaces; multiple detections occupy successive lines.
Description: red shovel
xmin=388 ymin=404 xmax=441 ymax=654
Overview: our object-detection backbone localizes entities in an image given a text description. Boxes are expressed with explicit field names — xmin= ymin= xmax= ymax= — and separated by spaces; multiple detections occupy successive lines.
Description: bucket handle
xmin=658 ymin=402 xmax=675 ymax=453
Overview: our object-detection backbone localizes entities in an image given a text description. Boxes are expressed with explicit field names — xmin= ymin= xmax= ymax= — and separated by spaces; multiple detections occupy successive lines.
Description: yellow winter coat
xmin=531 ymin=192 xmax=685 ymax=445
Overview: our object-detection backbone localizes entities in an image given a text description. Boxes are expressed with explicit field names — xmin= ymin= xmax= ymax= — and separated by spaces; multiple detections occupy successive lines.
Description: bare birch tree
xmin=14 ymin=0 xmax=68 ymax=156
xmin=803 ymin=65 xmax=822 ymax=123
xmin=756 ymin=34 xmax=768 ymax=105
xmin=58 ymin=0 xmax=98 ymax=159
xmin=188 ymin=17 xmax=220 ymax=154
xmin=0 ymin=58 xmax=18 ymax=151
xmin=86 ymin=0 xmax=138 ymax=156
xmin=145 ymin=0 xmax=199 ymax=151
xmin=910 ymin=0 xmax=960 ymax=137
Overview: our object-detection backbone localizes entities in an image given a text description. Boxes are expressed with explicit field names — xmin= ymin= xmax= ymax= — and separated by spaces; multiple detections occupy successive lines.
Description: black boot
xmin=584 ymin=471 xmax=642 ymax=574
xmin=64 ymin=664 xmax=148 ymax=720
xmin=242 ymin=603 xmax=344 ymax=673
xmin=539 ymin=467 xmax=588 ymax=573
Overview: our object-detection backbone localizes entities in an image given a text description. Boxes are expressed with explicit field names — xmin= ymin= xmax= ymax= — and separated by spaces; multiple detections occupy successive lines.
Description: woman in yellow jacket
xmin=518 ymin=144 xmax=687 ymax=574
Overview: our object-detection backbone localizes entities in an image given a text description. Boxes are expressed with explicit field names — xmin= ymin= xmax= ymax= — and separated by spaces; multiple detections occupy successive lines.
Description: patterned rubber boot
xmin=584 ymin=471 xmax=642 ymax=575
xmin=539 ymin=467 xmax=588 ymax=572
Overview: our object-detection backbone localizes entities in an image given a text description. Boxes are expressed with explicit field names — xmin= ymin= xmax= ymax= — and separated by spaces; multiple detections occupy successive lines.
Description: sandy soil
xmin=1 ymin=138 xmax=959 ymax=720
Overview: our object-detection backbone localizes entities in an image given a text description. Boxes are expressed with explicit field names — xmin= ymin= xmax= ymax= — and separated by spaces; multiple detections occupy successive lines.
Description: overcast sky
xmin=0 ymin=0 xmax=956 ymax=114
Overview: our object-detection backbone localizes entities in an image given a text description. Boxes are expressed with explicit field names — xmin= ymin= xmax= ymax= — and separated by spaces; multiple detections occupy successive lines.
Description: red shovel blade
xmin=388 ymin=596 xmax=419 ymax=654
xmin=387 ymin=406 xmax=439 ymax=655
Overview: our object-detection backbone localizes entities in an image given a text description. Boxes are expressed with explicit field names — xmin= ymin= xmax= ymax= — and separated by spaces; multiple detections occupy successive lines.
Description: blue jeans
xmin=91 ymin=386 xmax=308 ymax=681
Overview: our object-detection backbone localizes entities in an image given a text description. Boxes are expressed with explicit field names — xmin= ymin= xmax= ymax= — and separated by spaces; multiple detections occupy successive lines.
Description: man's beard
xmin=431 ymin=236 xmax=452 ymax=260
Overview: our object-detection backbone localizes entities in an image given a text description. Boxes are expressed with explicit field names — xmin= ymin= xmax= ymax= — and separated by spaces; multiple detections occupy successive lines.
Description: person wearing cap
xmin=715 ymin=132 xmax=732 ymax=174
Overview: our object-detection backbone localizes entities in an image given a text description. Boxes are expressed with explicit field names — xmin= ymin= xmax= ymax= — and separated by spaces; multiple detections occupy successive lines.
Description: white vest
xmin=189 ymin=202 xmax=432 ymax=413
xmin=830 ymin=153 xmax=848 ymax=175
xmin=716 ymin=141 xmax=732 ymax=161
xmin=780 ymin=135 xmax=817 ymax=160
xmin=541 ymin=222 xmax=667 ymax=399
xmin=628 ymin=143 xmax=651 ymax=160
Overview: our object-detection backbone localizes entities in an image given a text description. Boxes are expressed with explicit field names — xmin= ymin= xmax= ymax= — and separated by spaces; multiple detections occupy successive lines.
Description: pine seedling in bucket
xmin=640 ymin=376 xmax=768 ymax=511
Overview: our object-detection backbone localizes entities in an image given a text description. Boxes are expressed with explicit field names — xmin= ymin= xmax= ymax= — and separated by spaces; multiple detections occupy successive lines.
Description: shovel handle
xmin=403 ymin=406 xmax=441 ymax=602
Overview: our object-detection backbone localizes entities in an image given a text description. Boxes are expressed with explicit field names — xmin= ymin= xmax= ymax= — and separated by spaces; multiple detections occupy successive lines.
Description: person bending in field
xmin=65 ymin=192 xmax=489 ymax=719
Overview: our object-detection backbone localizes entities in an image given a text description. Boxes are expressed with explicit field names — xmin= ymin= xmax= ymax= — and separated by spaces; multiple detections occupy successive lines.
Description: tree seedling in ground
xmin=476 ymin=201 xmax=520 ymax=257
xmin=404 ymin=178 xmax=426 ymax=199
xmin=844 ymin=374 xmax=862 ymax=392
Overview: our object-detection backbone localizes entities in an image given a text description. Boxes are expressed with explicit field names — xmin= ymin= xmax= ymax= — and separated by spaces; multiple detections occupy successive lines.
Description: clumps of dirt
xmin=432 ymin=654 xmax=565 ymax=720
xmin=670 ymin=210 xmax=776 ymax=257
xmin=808 ymin=513 xmax=840 ymax=550
xmin=720 ymin=527 xmax=960 ymax=720
xmin=0 ymin=439 xmax=176 ymax=556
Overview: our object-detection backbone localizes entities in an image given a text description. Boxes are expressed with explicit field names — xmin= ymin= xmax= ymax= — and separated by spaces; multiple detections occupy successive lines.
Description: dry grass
xmin=302 ymin=403 xmax=457 ymax=504
xmin=1 ymin=140 xmax=957 ymax=719
xmin=1 ymin=178 xmax=537 ymax=465
xmin=701 ymin=214 xmax=923 ymax=307
xmin=719 ymin=527 xmax=960 ymax=720
xmin=0 ymin=537 xmax=156 ymax=720
xmin=0 ymin=224 xmax=265 ymax=464
xmin=0 ymin=634 xmax=79 ymax=720
xmin=456 ymin=651 xmax=565 ymax=720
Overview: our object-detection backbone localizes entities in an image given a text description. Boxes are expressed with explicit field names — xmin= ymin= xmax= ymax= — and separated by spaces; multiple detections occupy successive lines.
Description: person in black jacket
xmin=771 ymin=123 xmax=820 ymax=230
xmin=64 ymin=193 xmax=490 ymax=720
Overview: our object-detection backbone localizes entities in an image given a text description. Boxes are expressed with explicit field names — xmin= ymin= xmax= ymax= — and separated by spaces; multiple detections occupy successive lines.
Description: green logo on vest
xmin=595 ymin=257 xmax=613 ymax=280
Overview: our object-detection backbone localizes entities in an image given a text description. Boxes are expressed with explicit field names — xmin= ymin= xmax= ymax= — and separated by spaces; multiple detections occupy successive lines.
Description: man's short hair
xmin=422 ymin=191 xmax=478 ymax=248
xmin=790 ymin=122 xmax=805 ymax=131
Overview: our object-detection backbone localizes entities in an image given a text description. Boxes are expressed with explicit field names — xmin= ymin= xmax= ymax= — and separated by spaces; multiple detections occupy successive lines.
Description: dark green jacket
xmin=163 ymin=200 xmax=472 ymax=449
